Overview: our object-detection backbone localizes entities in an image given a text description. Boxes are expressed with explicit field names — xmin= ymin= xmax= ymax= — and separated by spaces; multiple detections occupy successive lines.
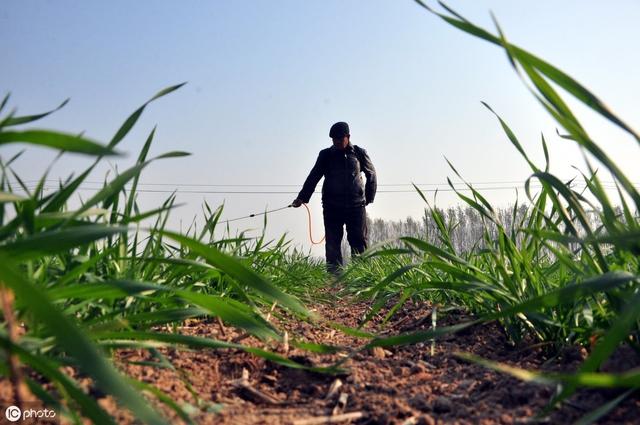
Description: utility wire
xmin=16 ymin=179 xmax=638 ymax=187
xmin=26 ymin=185 xmax=561 ymax=195
xmin=20 ymin=182 xmax=628 ymax=195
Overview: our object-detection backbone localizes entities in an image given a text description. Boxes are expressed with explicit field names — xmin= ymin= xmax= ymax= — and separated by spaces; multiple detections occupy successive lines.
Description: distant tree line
xmin=364 ymin=205 xmax=528 ymax=254
xmin=340 ymin=205 xmax=609 ymax=260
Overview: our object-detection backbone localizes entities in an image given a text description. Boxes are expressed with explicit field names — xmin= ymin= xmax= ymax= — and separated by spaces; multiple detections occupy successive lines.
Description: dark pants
xmin=323 ymin=206 xmax=368 ymax=274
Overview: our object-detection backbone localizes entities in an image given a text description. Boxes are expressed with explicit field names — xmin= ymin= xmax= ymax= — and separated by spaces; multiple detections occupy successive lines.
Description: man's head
xmin=329 ymin=121 xmax=350 ymax=150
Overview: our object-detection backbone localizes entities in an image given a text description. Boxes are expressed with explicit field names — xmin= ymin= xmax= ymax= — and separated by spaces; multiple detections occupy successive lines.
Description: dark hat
xmin=329 ymin=122 xmax=350 ymax=138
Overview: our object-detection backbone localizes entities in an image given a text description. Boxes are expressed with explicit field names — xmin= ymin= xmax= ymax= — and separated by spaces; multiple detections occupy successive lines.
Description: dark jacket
xmin=297 ymin=143 xmax=377 ymax=208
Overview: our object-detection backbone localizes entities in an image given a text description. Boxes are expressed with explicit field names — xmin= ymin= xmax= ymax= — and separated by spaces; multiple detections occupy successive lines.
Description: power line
xmin=20 ymin=184 xmax=604 ymax=195
xmin=15 ymin=179 xmax=638 ymax=187
xmin=14 ymin=178 xmax=636 ymax=197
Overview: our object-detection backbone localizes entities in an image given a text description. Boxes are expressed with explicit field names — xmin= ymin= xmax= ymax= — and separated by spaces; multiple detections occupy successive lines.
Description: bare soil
xmin=2 ymin=288 xmax=639 ymax=424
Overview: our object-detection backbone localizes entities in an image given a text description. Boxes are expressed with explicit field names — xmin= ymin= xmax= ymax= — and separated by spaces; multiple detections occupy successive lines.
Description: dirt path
xmin=112 ymin=290 xmax=639 ymax=424
xmin=3 ymin=289 xmax=639 ymax=424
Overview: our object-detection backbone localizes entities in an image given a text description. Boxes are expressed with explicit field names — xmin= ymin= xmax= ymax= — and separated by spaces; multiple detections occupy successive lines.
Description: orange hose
xmin=302 ymin=203 xmax=325 ymax=245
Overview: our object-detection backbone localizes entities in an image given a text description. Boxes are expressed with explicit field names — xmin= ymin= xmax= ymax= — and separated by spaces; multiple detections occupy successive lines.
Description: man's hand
xmin=291 ymin=198 xmax=303 ymax=208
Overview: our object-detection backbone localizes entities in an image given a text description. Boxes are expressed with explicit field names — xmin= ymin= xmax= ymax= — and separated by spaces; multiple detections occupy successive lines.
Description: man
xmin=292 ymin=122 xmax=377 ymax=274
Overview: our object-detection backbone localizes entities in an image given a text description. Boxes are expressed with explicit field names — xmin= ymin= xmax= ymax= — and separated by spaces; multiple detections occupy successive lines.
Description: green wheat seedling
xmin=0 ymin=86 xmax=330 ymax=424
xmin=340 ymin=1 xmax=640 ymax=421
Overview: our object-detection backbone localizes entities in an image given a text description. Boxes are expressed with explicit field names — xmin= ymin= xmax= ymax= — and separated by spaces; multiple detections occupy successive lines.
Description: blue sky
xmin=2 ymin=1 xmax=639 ymax=255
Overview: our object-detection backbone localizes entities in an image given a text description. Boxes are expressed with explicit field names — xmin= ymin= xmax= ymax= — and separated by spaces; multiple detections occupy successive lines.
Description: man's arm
xmin=293 ymin=151 xmax=325 ymax=206
xmin=360 ymin=148 xmax=377 ymax=204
